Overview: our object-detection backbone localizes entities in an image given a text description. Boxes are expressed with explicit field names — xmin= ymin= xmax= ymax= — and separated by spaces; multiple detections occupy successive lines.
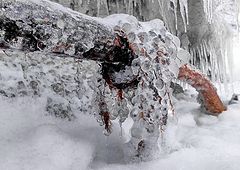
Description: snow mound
xmin=0 ymin=98 xmax=95 ymax=170
xmin=1 ymin=96 xmax=240 ymax=170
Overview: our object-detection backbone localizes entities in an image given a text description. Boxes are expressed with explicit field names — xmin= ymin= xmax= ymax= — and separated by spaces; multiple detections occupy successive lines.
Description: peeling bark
xmin=178 ymin=64 xmax=226 ymax=115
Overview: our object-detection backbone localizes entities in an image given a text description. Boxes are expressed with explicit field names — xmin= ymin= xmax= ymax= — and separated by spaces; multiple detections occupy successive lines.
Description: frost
xmin=46 ymin=0 xmax=239 ymax=92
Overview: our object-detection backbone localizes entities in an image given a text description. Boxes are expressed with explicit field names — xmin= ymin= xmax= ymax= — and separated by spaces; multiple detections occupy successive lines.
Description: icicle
xmin=79 ymin=0 xmax=83 ymax=6
xmin=202 ymin=41 xmax=209 ymax=75
xmin=199 ymin=44 xmax=204 ymax=74
xmin=197 ymin=45 xmax=203 ymax=73
xmin=103 ymin=0 xmax=109 ymax=15
xmin=119 ymin=121 xmax=123 ymax=137
xmin=139 ymin=0 xmax=143 ymax=19
xmin=179 ymin=0 xmax=188 ymax=32
xmin=128 ymin=0 xmax=133 ymax=15
xmin=116 ymin=0 xmax=120 ymax=13
xmin=157 ymin=0 xmax=164 ymax=20
xmin=97 ymin=0 xmax=101 ymax=17
xmin=185 ymin=0 xmax=189 ymax=25
xmin=170 ymin=0 xmax=178 ymax=31
xmin=157 ymin=0 xmax=169 ymax=31
xmin=123 ymin=0 xmax=127 ymax=13
xmin=202 ymin=0 xmax=213 ymax=23
xmin=192 ymin=47 xmax=196 ymax=66
xmin=237 ymin=0 xmax=240 ymax=32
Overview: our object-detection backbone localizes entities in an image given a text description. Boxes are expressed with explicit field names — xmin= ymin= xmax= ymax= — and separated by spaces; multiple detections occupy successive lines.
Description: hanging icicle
xmin=179 ymin=0 xmax=189 ymax=32
xmin=97 ymin=0 xmax=101 ymax=17
xmin=102 ymin=0 xmax=109 ymax=15
xmin=202 ymin=0 xmax=213 ymax=23
xmin=170 ymin=0 xmax=178 ymax=31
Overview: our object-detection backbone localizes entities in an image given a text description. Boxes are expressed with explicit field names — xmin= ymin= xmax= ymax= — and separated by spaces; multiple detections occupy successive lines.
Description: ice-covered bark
xmin=178 ymin=64 xmax=226 ymax=115
xmin=0 ymin=0 xmax=114 ymax=54
xmin=49 ymin=0 xmax=239 ymax=87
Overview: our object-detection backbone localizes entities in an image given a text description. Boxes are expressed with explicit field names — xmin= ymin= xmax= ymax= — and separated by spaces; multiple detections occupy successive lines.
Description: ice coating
xmin=0 ymin=0 xmax=114 ymax=54
xmin=48 ymin=0 xmax=239 ymax=89
xmin=104 ymin=15 xmax=188 ymax=161
xmin=0 ymin=0 xmax=189 ymax=160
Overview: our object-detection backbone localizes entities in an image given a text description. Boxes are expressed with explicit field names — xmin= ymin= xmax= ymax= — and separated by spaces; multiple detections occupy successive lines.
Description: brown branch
xmin=178 ymin=64 xmax=226 ymax=116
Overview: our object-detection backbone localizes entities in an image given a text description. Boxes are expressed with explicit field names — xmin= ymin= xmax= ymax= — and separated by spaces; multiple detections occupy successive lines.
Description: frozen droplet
xmin=122 ymin=23 xmax=132 ymax=33
xmin=132 ymin=58 xmax=140 ymax=67
xmin=165 ymin=33 xmax=173 ymax=46
xmin=103 ymin=129 xmax=111 ymax=136
xmin=154 ymin=62 xmax=161 ymax=72
xmin=152 ymin=37 xmax=160 ymax=44
xmin=119 ymin=116 xmax=127 ymax=123
xmin=127 ymin=32 xmax=136 ymax=43
xmin=168 ymin=60 xmax=179 ymax=78
xmin=131 ymin=58 xmax=140 ymax=75
xmin=161 ymin=69 xmax=173 ymax=83
xmin=172 ymin=35 xmax=180 ymax=48
xmin=145 ymin=124 xmax=155 ymax=133
xmin=148 ymin=30 xmax=157 ymax=37
xmin=57 ymin=19 xmax=65 ymax=29
xmin=137 ymin=32 xmax=148 ymax=43
xmin=177 ymin=48 xmax=191 ymax=65
xmin=131 ymin=95 xmax=138 ymax=105
xmin=111 ymin=110 xmax=119 ymax=120
xmin=141 ymin=58 xmax=151 ymax=72
xmin=154 ymin=79 xmax=164 ymax=90
xmin=145 ymin=70 xmax=155 ymax=82
xmin=159 ymin=27 xmax=166 ymax=37
xmin=113 ymin=25 xmax=121 ymax=34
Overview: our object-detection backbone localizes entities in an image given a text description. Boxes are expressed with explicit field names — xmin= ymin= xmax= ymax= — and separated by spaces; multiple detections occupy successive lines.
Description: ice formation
xmin=0 ymin=0 xmax=190 ymax=160
xmin=49 ymin=0 xmax=240 ymax=89
xmin=102 ymin=15 xmax=189 ymax=160
xmin=193 ymin=0 xmax=239 ymax=86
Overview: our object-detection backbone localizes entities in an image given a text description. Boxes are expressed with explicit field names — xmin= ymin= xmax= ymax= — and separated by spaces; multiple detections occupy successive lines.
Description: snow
xmin=0 ymin=98 xmax=94 ymax=170
xmin=0 ymin=86 xmax=240 ymax=170
xmin=1 ymin=0 xmax=240 ymax=169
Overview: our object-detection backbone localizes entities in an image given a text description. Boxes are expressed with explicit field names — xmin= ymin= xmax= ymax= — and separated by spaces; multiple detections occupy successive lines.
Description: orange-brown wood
xmin=178 ymin=64 xmax=226 ymax=116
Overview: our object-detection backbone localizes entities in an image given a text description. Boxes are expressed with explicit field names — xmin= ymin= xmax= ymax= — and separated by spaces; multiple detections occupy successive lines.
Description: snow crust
xmin=1 ymin=86 xmax=240 ymax=170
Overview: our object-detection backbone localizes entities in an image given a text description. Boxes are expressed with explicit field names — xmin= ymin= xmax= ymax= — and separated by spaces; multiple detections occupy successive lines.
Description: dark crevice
xmin=0 ymin=16 xmax=140 ymax=90
xmin=0 ymin=17 xmax=46 ymax=51
xmin=83 ymin=35 xmax=140 ymax=90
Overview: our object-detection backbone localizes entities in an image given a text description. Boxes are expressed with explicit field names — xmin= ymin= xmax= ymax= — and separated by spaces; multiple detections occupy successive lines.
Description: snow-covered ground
xmin=0 ymin=1 xmax=240 ymax=169
xmin=0 ymin=85 xmax=240 ymax=170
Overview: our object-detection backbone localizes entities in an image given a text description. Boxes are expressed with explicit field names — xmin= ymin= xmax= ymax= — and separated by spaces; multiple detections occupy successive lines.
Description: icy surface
xmin=47 ymin=0 xmax=239 ymax=88
xmin=0 ymin=0 xmax=192 ymax=161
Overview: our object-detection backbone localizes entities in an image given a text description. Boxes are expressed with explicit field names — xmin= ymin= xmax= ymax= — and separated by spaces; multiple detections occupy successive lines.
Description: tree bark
xmin=178 ymin=64 xmax=226 ymax=116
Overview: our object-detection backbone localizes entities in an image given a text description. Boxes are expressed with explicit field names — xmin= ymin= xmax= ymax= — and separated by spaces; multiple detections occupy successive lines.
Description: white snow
xmin=0 ymin=98 xmax=94 ymax=170
xmin=1 ymin=1 xmax=240 ymax=169
xmin=1 ymin=86 xmax=240 ymax=170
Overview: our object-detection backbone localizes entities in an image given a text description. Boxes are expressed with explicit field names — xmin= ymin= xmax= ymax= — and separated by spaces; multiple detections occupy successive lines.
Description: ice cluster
xmin=50 ymin=0 xmax=240 ymax=89
xmin=0 ymin=0 xmax=189 ymax=160
xmin=102 ymin=15 xmax=190 ymax=161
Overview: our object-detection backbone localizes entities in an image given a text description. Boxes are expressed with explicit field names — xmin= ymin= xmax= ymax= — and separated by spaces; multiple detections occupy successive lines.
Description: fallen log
xmin=178 ymin=64 xmax=226 ymax=116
